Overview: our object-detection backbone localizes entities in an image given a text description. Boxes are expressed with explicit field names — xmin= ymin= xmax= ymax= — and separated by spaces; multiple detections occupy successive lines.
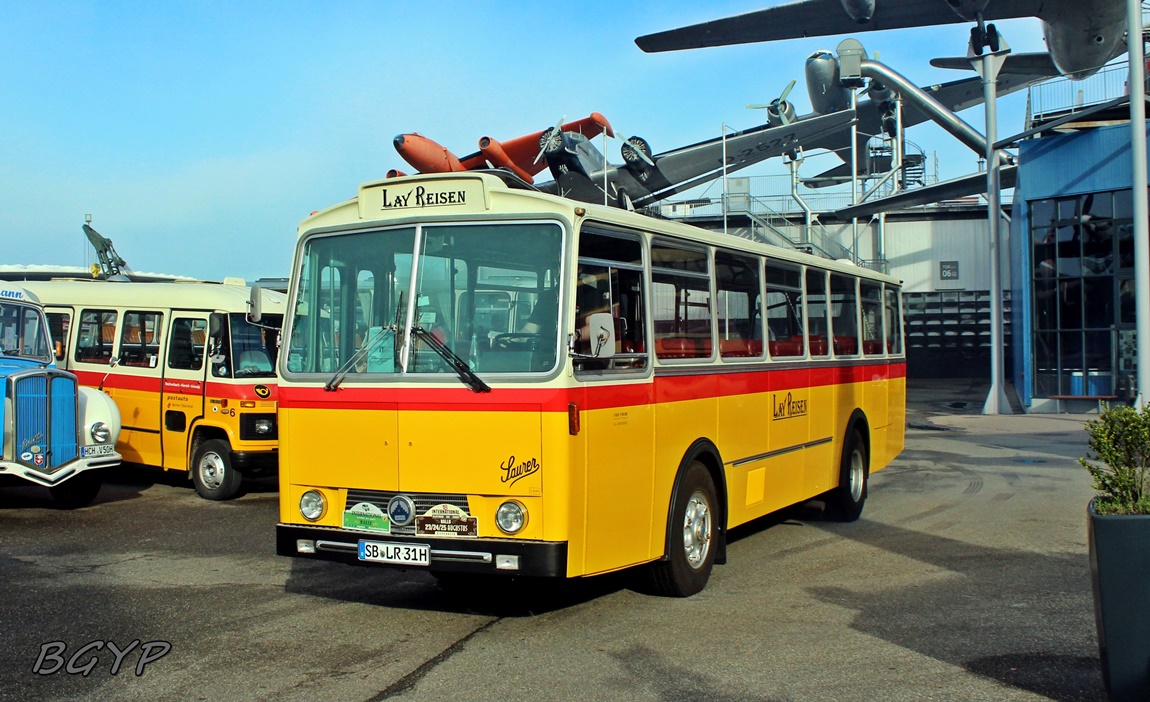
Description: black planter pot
xmin=1088 ymin=497 xmax=1150 ymax=701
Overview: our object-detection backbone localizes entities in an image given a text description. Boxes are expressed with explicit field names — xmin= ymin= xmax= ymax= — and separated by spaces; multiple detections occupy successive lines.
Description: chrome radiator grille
xmin=11 ymin=371 xmax=79 ymax=472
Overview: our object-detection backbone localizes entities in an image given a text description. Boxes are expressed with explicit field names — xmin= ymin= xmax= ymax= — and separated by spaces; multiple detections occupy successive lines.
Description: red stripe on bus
xmin=279 ymin=361 xmax=905 ymax=412
xmin=70 ymin=369 xmax=277 ymax=401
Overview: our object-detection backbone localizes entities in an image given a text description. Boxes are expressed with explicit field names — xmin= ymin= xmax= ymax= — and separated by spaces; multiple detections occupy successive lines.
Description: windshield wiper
xmin=324 ymin=326 xmax=396 ymax=392
xmin=410 ymin=326 xmax=491 ymax=393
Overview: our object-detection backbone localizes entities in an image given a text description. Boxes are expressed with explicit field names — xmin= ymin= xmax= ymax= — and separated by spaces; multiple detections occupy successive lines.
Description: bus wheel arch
xmin=189 ymin=429 xmax=241 ymax=501
xmin=647 ymin=440 xmax=727 ymax=597
xmin=825 ymin=410 xmax=870 ymax=522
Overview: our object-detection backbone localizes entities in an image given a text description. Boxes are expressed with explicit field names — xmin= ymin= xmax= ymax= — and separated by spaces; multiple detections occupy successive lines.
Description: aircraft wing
xmin=636 ymin=0 xmax=1048 ymax=52
xmin=631 ymin=109 xmax=858 ymax=205
xmin=833 ymin=164 xmax=1018 ymax=219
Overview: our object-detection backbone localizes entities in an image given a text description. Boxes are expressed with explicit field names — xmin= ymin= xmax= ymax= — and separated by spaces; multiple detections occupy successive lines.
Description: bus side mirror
xmin=586 ymin=312 xmax=615 ymax=358
xmin=248 ymin=285 xmax=263 ymax=323
xmin=209 ymin=313 xmax=224 ymax=340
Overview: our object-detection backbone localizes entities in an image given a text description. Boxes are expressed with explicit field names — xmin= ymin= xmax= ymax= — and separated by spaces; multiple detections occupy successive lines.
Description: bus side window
xmin=46 ymin=311 xmax=70 ymax=361
xmin=75 ymin=309 xmax=117 ymax=365
xmin=169 ymin=318 xmax=206 ymax=371
xmin=119 ymin=311 xmax=164 ymax=368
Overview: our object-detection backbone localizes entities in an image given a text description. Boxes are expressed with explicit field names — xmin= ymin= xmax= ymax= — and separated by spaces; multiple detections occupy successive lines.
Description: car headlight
xmin=495 ymin=500 xmax=527 ymax=535
xmin=300 ymin=490 xmax=326 ymax=522
xmin=90 ymin=422 xmax=111 ymax=444
xmin=254 ymin=418 xmax=274 ymax=435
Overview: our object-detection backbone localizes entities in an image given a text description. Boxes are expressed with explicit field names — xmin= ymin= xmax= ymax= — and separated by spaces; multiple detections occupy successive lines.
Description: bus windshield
xmin=230 ymin=313 xmax=281 ymax=378
xmin=0 ymin=301 xmax=52 ymax=362
xmin=287 ymin=221 xmax=563 ymax=378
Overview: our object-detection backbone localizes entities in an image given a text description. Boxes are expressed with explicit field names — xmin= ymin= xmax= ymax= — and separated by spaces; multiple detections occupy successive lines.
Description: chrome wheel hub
xmin=682 ymin=489 xmax=712 ymax=569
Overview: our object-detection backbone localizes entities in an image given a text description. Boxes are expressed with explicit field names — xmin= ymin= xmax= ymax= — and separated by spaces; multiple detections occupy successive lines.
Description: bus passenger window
xmin=766 ymin=263 xmax=804 ymax=358
xmin=860 ymin=282 xmax=884 ymax=356
xmin=830 ymin=274 xmax=859 ymax=356
xmin=169 ymin=318 xmax=207 ymax=371
xmin=575 ymin=229 xmax=647 ymax=372
xmin=46 ymin=312 xmax=70 ymax=361
xmin=119 ymin=311 xmax=163 ymax=368
xmin=75 ymin=309 xmax=117 ymax=365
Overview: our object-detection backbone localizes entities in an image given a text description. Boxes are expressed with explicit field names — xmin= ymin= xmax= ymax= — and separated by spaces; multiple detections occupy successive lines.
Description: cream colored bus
xmin=21 ymin=279 xmax=285 ymax=500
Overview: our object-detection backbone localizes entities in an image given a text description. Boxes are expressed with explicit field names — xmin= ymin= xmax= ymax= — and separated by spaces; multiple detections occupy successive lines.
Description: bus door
xmin=107 ymin=310 xmax=166 ymax=466
xmin=575 ymin=230 xmax=656 ymax=574
xmin=161 ymin=314 xmax=211 ymax=471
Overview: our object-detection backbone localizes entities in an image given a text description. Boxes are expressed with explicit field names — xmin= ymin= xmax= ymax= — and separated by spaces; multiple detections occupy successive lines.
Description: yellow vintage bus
xmin=20 ymin=279 xmax=285 ymax=500
xmin=275 ymin=172 xmax=905 ymax=596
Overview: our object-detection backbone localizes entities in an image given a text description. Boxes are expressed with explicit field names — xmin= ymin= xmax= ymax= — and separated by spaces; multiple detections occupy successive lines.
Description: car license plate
xmin=80 ymin=444 xmax=115 ymax=457
xmin=358 ymin=540 xmax=430 ymax=566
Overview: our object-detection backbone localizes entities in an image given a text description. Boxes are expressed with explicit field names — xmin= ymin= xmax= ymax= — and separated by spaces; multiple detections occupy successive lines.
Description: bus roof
xmin=299 ymin=171 xmax=901 ymax=286
xmin=17 ymin=279 xmax=288 ymax=315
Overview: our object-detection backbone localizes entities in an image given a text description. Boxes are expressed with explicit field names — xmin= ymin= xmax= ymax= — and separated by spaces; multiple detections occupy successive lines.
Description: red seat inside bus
xmin=719 ymin=339 xmax=763 ymax=357
xmin=769 ymin=337 xmax=804 ymax=358
xmin=833 ymin=336 xmax=858 ymax=355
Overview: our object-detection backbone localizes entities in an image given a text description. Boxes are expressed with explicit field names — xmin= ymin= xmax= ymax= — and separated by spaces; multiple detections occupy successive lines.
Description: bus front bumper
xmin=276 ymin=524 xmax=568 ymax=578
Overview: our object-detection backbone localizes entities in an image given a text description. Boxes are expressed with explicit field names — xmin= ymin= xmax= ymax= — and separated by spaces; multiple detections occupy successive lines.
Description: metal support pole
xmin=1128 ymin=0 xmax=1150 ymax=407
xmin=972 ymin=34 xmax=1012 ymax=415
xmin=851 ymin=90 xmax=859 ymax=262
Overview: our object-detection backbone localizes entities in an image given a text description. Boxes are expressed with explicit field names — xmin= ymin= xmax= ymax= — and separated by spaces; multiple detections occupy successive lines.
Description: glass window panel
xmin=75 ymin=309 xmax=118 ymax=365
xmin=1033 ymin=278 xmax=1058 ymax=330
xmin=807 ymin=269 xmax=830 ymax=357
xmin=576 ymin=229 xmax=648 ymax=371
xmin=884 ymin=286 xmax=902 ymax=355
xmin=651 ymin=243 xmax=707 ymax=274
xmin=653 ymin=275 xmax=712 ymax=360
xmin=168 ymin=317 xmax=207 ymax=371
xmin=716 ymin=251 xmax=763 ymax=359
xmin=830 ymin=274 xmax=858 ymax=356
xmin=1120 ymin=278 xmax=1136 ymax=325
xmin=1057 ymin=278 xmax=1083 ymax=330
xmin=860 ymin=282 xmax=883 ymax=355
xmin=1082 ymin=277 xmax=1114 ymax=329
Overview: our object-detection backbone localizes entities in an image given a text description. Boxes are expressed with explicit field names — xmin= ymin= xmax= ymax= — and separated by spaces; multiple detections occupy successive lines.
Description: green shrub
xmin=1081 ymin=405 xmax=1150 ymax=515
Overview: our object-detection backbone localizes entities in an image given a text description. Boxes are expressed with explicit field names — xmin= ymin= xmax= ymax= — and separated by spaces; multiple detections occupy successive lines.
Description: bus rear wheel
xmin=825 ymin=429 xmax=868 ymax=522
xmin=648 ymin=461 xmax=717 ymax=597
xmin=192 ymin=439 xmax=242 ymax=501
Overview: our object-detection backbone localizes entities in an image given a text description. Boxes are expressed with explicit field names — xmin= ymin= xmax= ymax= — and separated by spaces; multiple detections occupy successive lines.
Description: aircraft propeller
xmin=618 ymin=134 xmax=655 ymax=168
xmin=747 ymin=79 xmax=797 ymax=127
xmin=534 ymin=116 xmax=567 ymax=165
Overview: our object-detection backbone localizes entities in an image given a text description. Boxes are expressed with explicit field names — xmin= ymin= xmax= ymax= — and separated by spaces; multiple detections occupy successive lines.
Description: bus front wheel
xmin=192 ymin=439 xmax=242 ymax=501
xmin=50 ymin=472 xmax=102 ymax=509
xmin=825 ymin=429 xmax=868 ymax=522
xmin=648 ymin=461 xmax=717 ymax=597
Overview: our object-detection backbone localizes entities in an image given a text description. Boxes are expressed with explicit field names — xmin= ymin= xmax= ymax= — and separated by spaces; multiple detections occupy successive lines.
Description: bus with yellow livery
xmin=274 ymin=171 xmax=905 ymax=596
xmin=20 ymin=279 xmax=285 ymax=500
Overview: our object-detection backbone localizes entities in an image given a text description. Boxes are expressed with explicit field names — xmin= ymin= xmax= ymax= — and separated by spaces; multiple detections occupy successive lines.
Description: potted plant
xmin=1081 ymin=404 xmax=1150 ymax=701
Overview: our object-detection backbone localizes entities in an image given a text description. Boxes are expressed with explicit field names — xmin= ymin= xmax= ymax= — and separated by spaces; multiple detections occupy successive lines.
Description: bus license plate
xmin=80 ymin=444 xmax=115 ymax=457
xmin=358 ymin=541 xmax=430 ymax=566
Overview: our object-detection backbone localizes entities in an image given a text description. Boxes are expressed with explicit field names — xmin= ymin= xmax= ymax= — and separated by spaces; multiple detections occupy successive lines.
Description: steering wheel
xmin=492 ymin=333 xmax=542 ymax=350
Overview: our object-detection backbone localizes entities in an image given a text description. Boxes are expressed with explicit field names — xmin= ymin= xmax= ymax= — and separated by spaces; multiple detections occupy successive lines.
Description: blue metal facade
xmin=1011 ymin=122 xmax=1150 ymax=406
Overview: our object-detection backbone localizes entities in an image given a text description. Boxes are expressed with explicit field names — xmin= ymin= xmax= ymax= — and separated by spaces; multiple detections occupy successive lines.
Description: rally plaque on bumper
xmin=357 ymin=540 xmax=430 ymax=566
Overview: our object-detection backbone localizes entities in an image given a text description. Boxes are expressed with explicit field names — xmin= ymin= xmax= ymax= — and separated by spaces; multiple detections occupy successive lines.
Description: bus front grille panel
xmin=13 ymin=372 xmax=79 ymax=472
xmin=344 ymin=490 xmax=471 ymax=536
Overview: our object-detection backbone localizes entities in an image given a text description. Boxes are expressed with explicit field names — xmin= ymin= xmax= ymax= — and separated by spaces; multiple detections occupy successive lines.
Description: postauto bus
xmin=275 ymin=172 xmax=905 ymax=596
xmin=0 ymin=283 xmax=121 ymax=507
xmin=21 ymin=279 xmax=285 ymax=500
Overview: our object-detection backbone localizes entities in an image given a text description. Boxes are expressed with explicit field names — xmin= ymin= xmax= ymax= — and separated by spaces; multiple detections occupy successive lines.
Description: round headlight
xmin=299 ymin=490 xmax=326 ymax=522
xmin=495 ymin=500 xmax=527 ymax=535
xmin=90 ymin=422 xmax=111 ymax=444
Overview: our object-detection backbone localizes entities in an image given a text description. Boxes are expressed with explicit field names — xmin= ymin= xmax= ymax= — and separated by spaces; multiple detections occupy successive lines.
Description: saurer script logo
xmin=500 ymin=455 xmax=540 ymax=487
xmin=381 ymin=186 xmax=466 ymax=210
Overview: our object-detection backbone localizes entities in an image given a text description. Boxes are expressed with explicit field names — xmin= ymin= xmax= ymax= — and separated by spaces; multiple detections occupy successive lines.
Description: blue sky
xmin=1 ymin=2 xmax=1050 ymax=281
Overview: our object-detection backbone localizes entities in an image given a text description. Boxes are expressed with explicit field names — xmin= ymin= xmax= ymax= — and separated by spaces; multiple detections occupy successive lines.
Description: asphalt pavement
xmin=0 ymin=377 xmax=1111 ymax=702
